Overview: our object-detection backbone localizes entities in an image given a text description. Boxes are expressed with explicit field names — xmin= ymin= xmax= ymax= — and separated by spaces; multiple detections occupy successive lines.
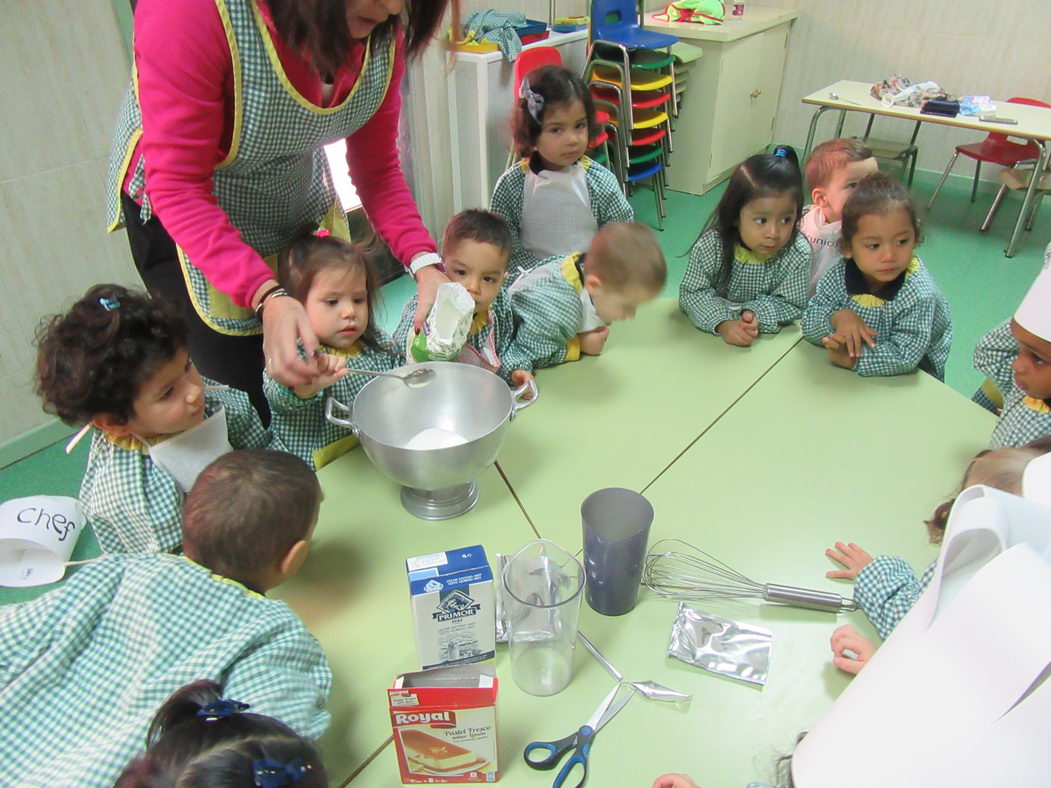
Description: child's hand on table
xmin=294 ymin=353 xmax=350 ymax=398
xmin=652 ymin=774 xmax=699 ymax=788
xmin=579 ymin=326 xmax=610 ymax=355
xmin=830 ymin=624 xmax=876 ymax=675
xmin=717 ymin=312 xmax=759 ymax=347
xmin=830 ymin=309 xmax=877 ymax=357
xmin=821 ymin=334 xmax=857 ymax=369
xmin=824 ymin=541 xmax=874 ymax=579
xmin=510 ymin=369 xmax=535 ymax=397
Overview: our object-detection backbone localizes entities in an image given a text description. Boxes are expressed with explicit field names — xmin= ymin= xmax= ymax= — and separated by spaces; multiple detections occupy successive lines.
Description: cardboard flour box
xmin=389 ymin=665 xmax=499 ymax=783
xmin=406 ymin=545 xmax=495 ymax=670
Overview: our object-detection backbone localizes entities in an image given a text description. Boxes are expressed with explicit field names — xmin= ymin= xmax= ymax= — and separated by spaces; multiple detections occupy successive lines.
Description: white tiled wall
xmin=740 ymin=0 xmax=1050 ymax=174
xmin=0 ymin=1 xmax=137 ymax=446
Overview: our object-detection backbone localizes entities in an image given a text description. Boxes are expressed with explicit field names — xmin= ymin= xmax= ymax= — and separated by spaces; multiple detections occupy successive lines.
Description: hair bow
xmin=314 ymin=227 xmax=331 ymax=238
xmin=252 ymin=758 xmax=313 ymax=788
xmin=519 ymin=78 xmax=545 ymax=124
xmin=196 ymin=698 xmax=250 ymax=720
xmin=98 ymin=296 xmax=120 ymax=311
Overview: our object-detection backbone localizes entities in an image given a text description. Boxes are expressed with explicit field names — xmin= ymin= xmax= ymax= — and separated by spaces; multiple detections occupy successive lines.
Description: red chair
xmin=927 ymin=97 xmax=1050 ymax=209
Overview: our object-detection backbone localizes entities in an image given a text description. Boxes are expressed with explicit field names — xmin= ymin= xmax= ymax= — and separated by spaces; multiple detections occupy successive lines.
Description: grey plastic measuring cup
xmin=582 ymin=488 xmax=653 ymax=615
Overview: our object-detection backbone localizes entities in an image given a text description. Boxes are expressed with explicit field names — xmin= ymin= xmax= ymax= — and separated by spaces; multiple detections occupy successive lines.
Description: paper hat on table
xmin=791 ymin=483 xmax=1051 ymax=788
xmin=1014 ymin=243 xmax=1051 ymax=340
xmin=1023 ymin=450 xmax=1051 ymax=508
xmin=0 ymin=496 xmax=85 ymax=587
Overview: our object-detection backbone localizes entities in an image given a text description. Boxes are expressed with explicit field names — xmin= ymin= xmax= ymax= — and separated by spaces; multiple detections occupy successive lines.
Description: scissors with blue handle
xmin=523 ymin=683 xmax=633 ymax=788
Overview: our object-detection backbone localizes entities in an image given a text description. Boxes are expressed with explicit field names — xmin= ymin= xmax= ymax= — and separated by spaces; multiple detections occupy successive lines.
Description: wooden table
xmin=801 ymin=80 xmax=1051 ymax=258
xmin=345 ymin=318 xmax=995 ymax=787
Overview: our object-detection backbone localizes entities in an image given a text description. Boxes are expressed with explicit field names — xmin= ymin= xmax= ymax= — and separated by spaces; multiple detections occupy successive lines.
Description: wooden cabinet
xmin=645 ymin=8 xmax=797 ymax=194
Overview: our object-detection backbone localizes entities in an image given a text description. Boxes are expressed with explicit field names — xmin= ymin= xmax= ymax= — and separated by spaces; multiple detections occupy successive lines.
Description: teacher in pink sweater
xmin=106 ymin=0 xmax=453 ymax=417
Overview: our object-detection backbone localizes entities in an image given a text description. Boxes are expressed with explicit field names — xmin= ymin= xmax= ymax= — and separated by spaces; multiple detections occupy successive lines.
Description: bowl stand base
xmin=400 ymin=481 xmax=480 ymax=520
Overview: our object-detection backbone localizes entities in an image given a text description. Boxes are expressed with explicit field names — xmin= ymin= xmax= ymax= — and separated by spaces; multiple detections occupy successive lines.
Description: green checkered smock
xmin=264 ymin=335 xmax=399 ymax=470
xmin=802 ymin=257 xmax=952 ymax=380
xmin=490 ymin=156 xmax=632 ymax=283
xmin=0 ymin=553 xmax=331 ymax=787
xmin=679 ymin=231 xmax=811 ymax=335
xmin=854 ymin=555 xmax=936 ymax=639
xmin=507 ymin=253 xmax=594 ymax=369
xmin=972 ymin=319 xmax=1014 ymax=413
xmin=79 ymin=384 xmax=270 ymax=555
xmin=393 ymin=289 xmax=528 ymax=382
xmin=990 ymin=388 xmax=1051 ymax=448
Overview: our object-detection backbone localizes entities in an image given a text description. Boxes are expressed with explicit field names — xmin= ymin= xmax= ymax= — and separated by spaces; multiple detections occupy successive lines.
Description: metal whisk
xmin=643 ymin=538 xmax=857 ymax=614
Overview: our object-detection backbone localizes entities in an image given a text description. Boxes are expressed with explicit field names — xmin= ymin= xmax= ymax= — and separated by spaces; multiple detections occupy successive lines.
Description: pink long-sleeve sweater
xmin=127 ymin=0 xmax=436 ymax=308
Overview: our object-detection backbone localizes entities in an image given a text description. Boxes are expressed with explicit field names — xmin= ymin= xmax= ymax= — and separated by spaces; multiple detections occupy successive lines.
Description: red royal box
xmin=389 ymin=665 xmax=499 ymax=783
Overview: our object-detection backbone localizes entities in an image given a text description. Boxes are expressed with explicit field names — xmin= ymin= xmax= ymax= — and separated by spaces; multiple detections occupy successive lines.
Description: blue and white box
xmin=406 ymin=545 xmax=496 ymax=670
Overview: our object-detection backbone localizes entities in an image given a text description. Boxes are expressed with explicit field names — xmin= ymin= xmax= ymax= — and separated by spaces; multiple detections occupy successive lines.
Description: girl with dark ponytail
xmin=116 ymin=680 xmax=327 ymax=787
xmin=679 ymin=145 xmax=811 ymax=347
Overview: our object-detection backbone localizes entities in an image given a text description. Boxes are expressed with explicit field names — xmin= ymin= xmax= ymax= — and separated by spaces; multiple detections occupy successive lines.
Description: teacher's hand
xmin=412 ymin=263 xmax=450 ymax=333
xmin=262 ymin=295 xmax=321 ymax=388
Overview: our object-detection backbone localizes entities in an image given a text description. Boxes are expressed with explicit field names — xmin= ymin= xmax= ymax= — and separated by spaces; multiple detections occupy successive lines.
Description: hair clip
xmin=774 ymin=147 xmax=789 ymax=159
xmin=98 ymin=296 xmax=120 ymax=311
xmin=252 ymin=758 xmax=313 ymax=788
xmin=196 ymin=698 xmax=250 ymax=720
xmin=314 ymin=228 xmax=331 ymax=238
xmin=519 ymin=78 xmax=545 ymax=124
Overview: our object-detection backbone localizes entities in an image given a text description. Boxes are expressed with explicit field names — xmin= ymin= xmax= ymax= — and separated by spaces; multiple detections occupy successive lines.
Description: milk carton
xmin=389 ymin=665 xmax=499 ymax=783
xmin=406 ymin=545 xmax=495 ymax=670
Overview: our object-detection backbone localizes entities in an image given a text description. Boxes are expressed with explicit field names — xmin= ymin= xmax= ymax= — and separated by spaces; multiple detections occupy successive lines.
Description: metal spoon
xmin=578 ymin=633 xmax=692 ymax=703
xmin=828 ymin=91 xmax=861 ymax=105
xmin=344 ymin=366 xmax=436 ymax=388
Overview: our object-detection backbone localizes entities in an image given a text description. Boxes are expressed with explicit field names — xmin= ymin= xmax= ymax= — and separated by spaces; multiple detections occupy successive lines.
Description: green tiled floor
xmin=2 ymin=177 xmax=1046 ymax=509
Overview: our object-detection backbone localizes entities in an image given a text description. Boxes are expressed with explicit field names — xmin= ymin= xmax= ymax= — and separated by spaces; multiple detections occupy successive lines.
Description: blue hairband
xmin=196 ymin=698 xmax=250 ymax=720
xmin=252 ymin=758 xmax=313 ymax=788
xmin=774 ymin=147 xmax=789 ymax=159
xmin=98 ymin=296 xmax=120 ymax=311
xmin=519 ymin=78 xmax=545 ymax=124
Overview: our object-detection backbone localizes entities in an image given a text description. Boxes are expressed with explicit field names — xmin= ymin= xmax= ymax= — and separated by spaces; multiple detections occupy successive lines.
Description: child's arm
xmin=679 ymin=234 xmax=736 ymax=334
xmin=739 ymin=235 xmax=811 ymax=333
xmin=490 ymin=165 xmax=545 ymax=278
xmin=830 ymin=624 xmax=877 ymax=675
xmin=210 ymin=381 xmax=272 ymax=448
xmin=853 ymin=292 xmax=938 ymax=377
xmin=0 ymin=585 xmax=67 ymax=683
xmin=391 ymin=295 xmax=419 ymax=364
xmin=853 ymin=557 xmax=935 ymax=639
xmin=588 ymin=160 xmax=634 ymax=226
xmin=800 ymin=264 xmax=842 ymax=345
xmin=973 ymin=319 xmax=1016 ymax=398
xmin=223 ymin=622 xmax=332 ymax=740
xmin=509 ymin=276 xmax=584 ymax=368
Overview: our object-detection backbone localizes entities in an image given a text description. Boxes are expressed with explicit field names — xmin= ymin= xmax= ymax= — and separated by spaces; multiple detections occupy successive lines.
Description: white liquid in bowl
xmin=404 ymin=427 xmax=469 ymax=450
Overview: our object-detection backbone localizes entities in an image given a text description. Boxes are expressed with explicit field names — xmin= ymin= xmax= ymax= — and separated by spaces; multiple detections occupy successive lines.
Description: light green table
xmin=271 ymin=447 xmax=538 ymax=785
xmin=496 ymin=299 xmax=802 ymax=541
xmin=351 ymin=339 xmax=995 ymax=787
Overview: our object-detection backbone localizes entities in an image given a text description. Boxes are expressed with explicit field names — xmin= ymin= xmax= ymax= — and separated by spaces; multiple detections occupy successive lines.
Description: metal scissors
xmin=523 ymin=683 xmax=633 ymax=788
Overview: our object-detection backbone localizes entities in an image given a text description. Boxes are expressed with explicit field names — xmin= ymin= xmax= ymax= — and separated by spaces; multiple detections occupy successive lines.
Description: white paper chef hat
xmin=0 ymin=496 xmax=85 ymax=587
xmin=791 ymin=484 xmax=1051 ymax=787
xmin=1023 ymin=450 xmax=1051 ymax=509
xmin=1014 ymin=242 xmax=1051 ymax=340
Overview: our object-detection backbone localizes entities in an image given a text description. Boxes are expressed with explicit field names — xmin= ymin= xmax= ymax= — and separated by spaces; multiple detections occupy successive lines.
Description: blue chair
xmin=591 ymin=0 xmax=677 ymax=50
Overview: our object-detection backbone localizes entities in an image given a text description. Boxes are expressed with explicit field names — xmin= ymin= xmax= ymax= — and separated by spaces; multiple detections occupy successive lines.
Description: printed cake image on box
xmin=389 ymin=664 xmax=499 ymax=783
xmin=406 ymin=545 xmax=495 ymax=670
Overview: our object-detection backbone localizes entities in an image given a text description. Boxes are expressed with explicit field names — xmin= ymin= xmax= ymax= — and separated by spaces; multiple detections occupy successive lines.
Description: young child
xmin=509 ymin=221 xmax=666 ymax=368
xmin=490 ymin=65 xmax=633 ymax=281
xmin=801 ymin=172 xmax=952 ymax=379
xmin=800 ymin=138 xmax=879 ymax=295
xmin=116 ymin=679 xmax=327 ymax=787
xmin=824 ymin=438 xmax=1051 ymax=645
xmin=393 ymin=210 xmax=533 ymax=388
xmin=974 ymin=252 xmax=1051 ymax=447
xmin=35 ymin=284 xmax=271 ymax=554
xmin=263 ymin=230 xmax=400 ymax=469
xmin=0 ymin=449 xmax=331 ymax=787
xmin=679 ymin=146 xmax=811 ymax=347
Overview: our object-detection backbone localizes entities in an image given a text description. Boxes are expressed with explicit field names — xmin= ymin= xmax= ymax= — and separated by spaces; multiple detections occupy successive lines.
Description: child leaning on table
xmin=679 ymin=145 xmax=812 ymax=347
xmin=800 ymin=138 xmax=879 ymax=295
xmin=490 ymin=64 xmax=633 ymax=281
xmin=0 ymin=449 xmax=331 ymax=787
xmin=263 ymin=229 xmax=400 ymax=470
xmin=116 ymin=679 xmax=328 ymax=787
xmin=509 ymin=221 xmax=667 ymax=368
xmin=801 ymin=172 xmax=952 ymax=379
xmin=393 ymin=209 xmax=534 ymax=388
xmin=35 ymin=284 xmax=271 ymax=554
xmin=974 ymin=247 xmax=1051 ymax=447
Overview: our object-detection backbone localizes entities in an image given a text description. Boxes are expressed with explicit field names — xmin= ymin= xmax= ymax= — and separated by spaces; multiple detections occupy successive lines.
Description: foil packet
xmin=494 ymin=552 xmax=509 ymax=643
xmin=407 ymin=282 xmax=475 ymax=362
xmin=667 ymin=603 xmax=772 ymax=687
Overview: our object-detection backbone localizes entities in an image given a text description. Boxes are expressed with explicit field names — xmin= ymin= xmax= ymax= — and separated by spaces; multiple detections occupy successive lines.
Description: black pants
xmin=120 ymin=191 xmax=270 ymax=423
